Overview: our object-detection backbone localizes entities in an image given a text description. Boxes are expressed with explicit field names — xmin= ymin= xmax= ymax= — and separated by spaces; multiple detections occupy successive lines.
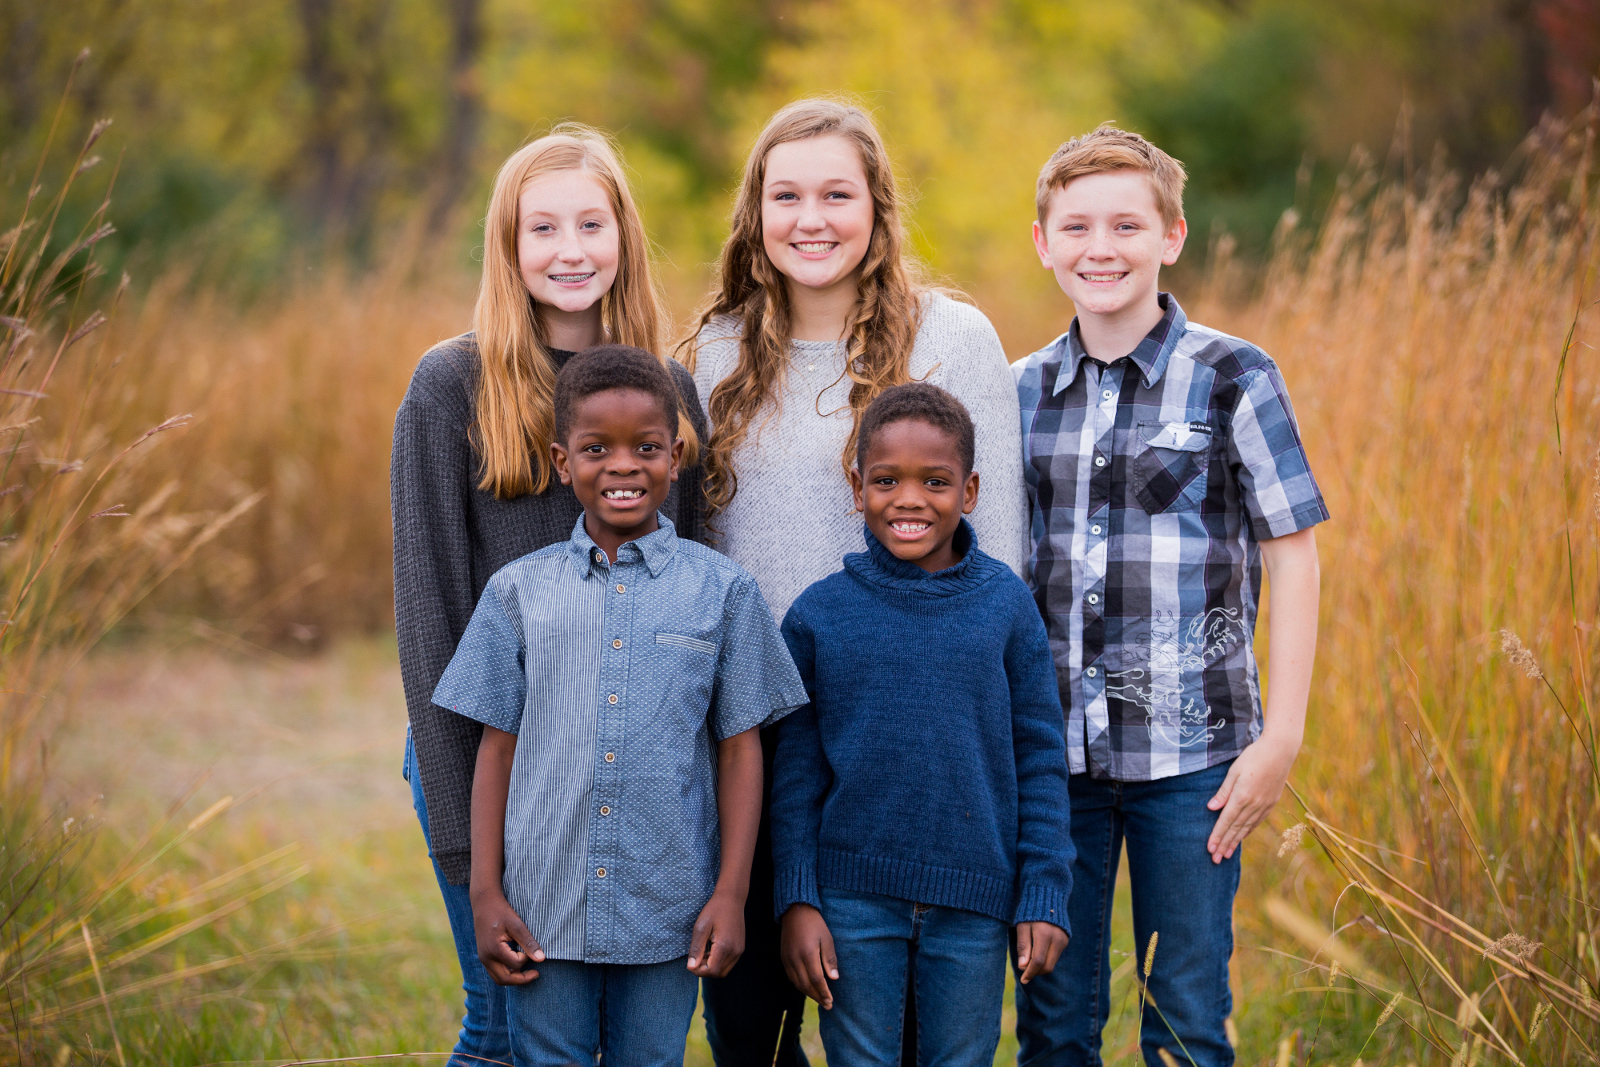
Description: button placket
xmin=588 ymin=558 xmax=633 ymax=956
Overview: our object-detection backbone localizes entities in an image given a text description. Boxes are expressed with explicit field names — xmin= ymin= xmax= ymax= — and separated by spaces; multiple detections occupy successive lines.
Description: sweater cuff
xmin=436 ymin=847 xmax=472 ymax=886
xmin=1013 ymin=883 xmax=1069 ymax=932
xmin=773 ymin=864 xmax=821 ymax=921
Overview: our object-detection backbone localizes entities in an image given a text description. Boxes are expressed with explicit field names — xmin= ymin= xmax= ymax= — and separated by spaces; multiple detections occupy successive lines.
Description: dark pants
xmin=1013 ymin=760 xmax=1241 ymax=1067
xmin=701 ymin=727 xmax=918 ymax=1067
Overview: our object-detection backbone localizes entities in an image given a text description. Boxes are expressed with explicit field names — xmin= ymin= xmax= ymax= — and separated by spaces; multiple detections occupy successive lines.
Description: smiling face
xmin=551 ymin=388 xmax=683 ymax=559
xmin=517 ymin=169 xmax=620 ymax=331
xmin=850 ymin=418 xmax=980 ymax=574
xmin=1032 ymin=169 xmax=1187 ymax=327
xmin=760 ymin=134 xmax=876 ymax=302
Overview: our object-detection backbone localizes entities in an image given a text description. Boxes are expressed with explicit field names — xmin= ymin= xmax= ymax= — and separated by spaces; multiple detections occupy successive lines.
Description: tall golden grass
xmin=10 ymin=90 xmax=1600 ymax=1062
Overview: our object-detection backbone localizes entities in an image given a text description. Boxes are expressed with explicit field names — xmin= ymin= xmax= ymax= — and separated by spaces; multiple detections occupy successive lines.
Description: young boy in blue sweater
xmin=770 ymin=383 xmax=1074 ymax=1067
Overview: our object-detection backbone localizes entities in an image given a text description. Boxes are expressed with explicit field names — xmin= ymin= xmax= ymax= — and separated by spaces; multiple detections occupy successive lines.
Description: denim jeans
xmin=505 ymin=956 xmax=699 ymax=1067
xmin=816 ymin=887 xmax=1007 ymax=1067
xmin=1014 ymin=759 xmax=1240 ymax=1067
xmin=405 ymin=734 xmax=513 ymax=1066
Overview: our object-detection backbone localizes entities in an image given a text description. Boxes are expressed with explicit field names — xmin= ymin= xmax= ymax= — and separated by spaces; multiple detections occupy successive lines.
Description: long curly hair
xmin=473 ymin=124 xmax=696 ymax=499
xmin=681 ymin=98 xmax=928 ymax=516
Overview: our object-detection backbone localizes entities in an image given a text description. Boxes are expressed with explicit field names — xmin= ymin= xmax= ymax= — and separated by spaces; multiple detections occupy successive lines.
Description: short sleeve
xmin=709 ymin=574 xmax=809 ymax=741
xmin=1227 ymin=365 xmax=1329 ymax=540
xmin=430 ymin=582 xmax=528 ymax=734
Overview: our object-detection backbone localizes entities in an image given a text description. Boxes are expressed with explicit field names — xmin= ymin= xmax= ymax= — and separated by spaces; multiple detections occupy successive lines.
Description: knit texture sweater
xmin=692 ymin=293 xmax=1028 ymax=621
xmin=391 ymin=333 xmax=708 ymax=884
xmin=771 ymin=521 xmax=1074 ymax=928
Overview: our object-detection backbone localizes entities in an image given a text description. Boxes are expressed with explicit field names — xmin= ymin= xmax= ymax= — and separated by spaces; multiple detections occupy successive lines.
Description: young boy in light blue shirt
xmin=434 ymin=345 xmax=807 ymax=1067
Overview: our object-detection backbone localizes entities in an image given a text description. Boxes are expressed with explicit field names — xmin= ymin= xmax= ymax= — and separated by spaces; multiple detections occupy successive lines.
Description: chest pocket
xmin=1130 ymin=420 xmax=1213 ymax=514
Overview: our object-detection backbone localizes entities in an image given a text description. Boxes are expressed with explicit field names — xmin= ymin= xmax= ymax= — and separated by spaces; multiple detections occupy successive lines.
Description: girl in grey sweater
xmin=684 ymin=97 xmax=1027 ymax=1067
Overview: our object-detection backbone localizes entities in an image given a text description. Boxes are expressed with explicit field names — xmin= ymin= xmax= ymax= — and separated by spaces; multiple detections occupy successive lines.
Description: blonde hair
xmin=1036 ymin=123 xmax=1187 ymax=228
xmin=681 ymin=98 xmax=928 ymax=516
xmin=472 ymin=124 xmax=696 ymax=499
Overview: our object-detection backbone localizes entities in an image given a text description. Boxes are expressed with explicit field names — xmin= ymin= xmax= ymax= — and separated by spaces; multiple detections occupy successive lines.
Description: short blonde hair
xmin=1035 ymin=123 xmax=1187 ymax=229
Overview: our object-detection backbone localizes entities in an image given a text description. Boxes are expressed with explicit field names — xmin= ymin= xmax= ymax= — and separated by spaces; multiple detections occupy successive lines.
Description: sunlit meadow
xmin=4 ymin=73 xmax=1599 ymax=1065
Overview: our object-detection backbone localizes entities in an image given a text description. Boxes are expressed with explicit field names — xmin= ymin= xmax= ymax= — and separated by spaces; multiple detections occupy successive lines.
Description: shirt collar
xmin=567 ymin=512 xmax=679 ymax=578
xmin=1053 ymin=292 xmax=1187 ymax=395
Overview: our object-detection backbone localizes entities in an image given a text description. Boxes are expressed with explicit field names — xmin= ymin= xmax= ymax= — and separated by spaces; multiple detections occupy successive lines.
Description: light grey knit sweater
xmin=693 ymin=293 xmax=1027 ymax=621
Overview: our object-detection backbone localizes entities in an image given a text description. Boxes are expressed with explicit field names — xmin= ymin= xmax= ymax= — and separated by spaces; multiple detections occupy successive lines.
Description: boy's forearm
xmin=713 ymin=727 xmax=763 ymax=903
xmin=469 ymin=726 xmax=517 ymax=902
xmin=1260 ymin=528 xmax=1320 ymax=746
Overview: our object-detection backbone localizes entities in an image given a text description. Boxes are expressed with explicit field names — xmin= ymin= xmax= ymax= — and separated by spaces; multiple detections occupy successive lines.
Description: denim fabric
xmin=817 ymin=887 xmax=1007 ymax=1067
xmin=406 ymin=735 xmax=513 ymax=1066
xmin=1014 ymin=760 xmax=1240 ymax=1067
xmin=505 ymin=955 xmax=698 ymax=1067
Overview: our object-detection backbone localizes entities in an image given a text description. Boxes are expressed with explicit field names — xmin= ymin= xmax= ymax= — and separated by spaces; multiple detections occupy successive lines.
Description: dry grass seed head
xmin=1481 ymin=932 xmax=1541 ymax=962
xmin=1497 ymin=629 xmax=1544 ymax=679
xmin=1277 ymin=822 xmax=1308 ymax=857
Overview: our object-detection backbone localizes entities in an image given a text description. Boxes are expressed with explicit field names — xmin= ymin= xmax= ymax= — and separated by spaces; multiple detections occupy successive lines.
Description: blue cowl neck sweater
xmin=771 ymin=520 xmax=1074 ymax=928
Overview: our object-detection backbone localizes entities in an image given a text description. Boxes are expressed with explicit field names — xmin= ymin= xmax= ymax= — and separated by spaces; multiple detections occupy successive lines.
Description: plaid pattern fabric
xmin=1014 ymin=295 xmax=1328 ymax=781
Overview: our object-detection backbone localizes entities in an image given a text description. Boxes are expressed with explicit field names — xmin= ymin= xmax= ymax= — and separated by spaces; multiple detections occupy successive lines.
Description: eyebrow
xmin=764 ymin=177 xmax=864 ymax=189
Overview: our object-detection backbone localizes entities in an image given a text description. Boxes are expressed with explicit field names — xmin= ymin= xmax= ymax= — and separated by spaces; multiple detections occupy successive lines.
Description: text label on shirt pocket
xmin=1129 ymin=420 xmax=1213 ymax=514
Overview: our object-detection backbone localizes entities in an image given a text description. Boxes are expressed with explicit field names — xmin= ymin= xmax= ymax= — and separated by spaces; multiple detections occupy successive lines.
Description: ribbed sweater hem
xmin=1014 ymin=883 xmax=1070 ymax=931
xmin=773 ymin=863 xmax=822 ymax=920
xmin=816 ymin=848 xmax=1014 ymax=923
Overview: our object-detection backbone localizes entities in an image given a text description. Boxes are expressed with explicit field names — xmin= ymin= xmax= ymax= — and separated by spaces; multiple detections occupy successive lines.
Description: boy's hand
xmin=1015 ymin=921 xmax=1068 ymax=984
xmin=472 ymin=891 xmax=544 ymax=985
xmin=688 ymin=889 xmax=746 ymax=977
xmin=780 ymin=904 xmax=838 ymax=1009
xmin=1206 ymin=731 xmax=1298 ymax=863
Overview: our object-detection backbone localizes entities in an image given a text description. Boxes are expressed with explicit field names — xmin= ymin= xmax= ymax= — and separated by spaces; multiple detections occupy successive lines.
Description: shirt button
xmin=1102 ymin=389 xmax=1114 ymax=400
xmin=612 ymin=639 xmax=622 ymax=649
xmin=1094 ymin=456 xmax=1107 ymax=468
xmin=600 ymin=805 xmax=611 ymax=816
xmin=1087 ymin=593 xmax=1099 ymax=605
xmin=1091 ymin=524 xmax=1102 ymax=535
xmin=1086 ymin=666 xmax=1098 ymax=678
xmin=608 ymin=694 xmax=618 ymax=704
xmin=593 ymin=549 xmax=604 ymax=563
xmin=616 ymin=583 xmax=625 ymax=593
xmin=596 ymin=868 xmax=606 ymax=878
xmin=604 ymin=752 xmax=615 ymax=763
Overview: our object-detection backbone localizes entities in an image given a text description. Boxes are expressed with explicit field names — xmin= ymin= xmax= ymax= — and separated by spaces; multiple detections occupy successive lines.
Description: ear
xmin=1162 ymin=216 xmax=1188 ymax=266
xmin=848 ymin=465 xmax=865 ymax=514
xmin=551 ymin=440 xmax=573 ymax=486
xmin=1032 ymin=219 xmax=1053 ymax=269
xmin=668 ymin=435 xmax=685 ymax=483
xmin=962 ymin=470 xmax=980 ymax=515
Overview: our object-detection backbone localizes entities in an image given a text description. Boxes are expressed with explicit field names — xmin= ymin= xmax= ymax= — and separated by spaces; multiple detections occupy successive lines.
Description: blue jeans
xmin=817 ymin=887 xmax=1008 ymax=1067
xmin=506 ymin=956 xmax=699 ymax=1067
xmin=405 ymin=735 xmax=513 ymax=1066
xmin=1014 ymin=760 xmax=1240 ymax=1067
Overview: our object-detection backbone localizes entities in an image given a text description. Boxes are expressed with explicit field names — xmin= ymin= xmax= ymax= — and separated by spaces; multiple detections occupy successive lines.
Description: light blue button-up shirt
xmin=433 ymin=513 xmax=807 ymax=964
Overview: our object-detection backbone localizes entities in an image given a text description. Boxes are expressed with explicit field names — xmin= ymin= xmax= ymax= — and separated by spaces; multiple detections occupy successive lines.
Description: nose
xmin=1085 ymin=224 xmax=1117 ymax=260
xmin=604 ymin=449 xmax=641 ymax=475
xmin=557 ymin=230 xmax=587 ymax=264
xmin=796 ymin=196 xmax=827 ymax=233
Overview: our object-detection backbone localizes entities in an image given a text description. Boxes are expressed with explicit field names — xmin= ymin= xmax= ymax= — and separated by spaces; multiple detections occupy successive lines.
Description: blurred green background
xmin=8 ymin=0 xmax=1599 ymax=300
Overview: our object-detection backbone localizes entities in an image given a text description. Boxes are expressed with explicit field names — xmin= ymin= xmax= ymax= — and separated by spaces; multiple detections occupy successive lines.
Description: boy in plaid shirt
xmin=1012 ymin=125 xmax=1327 ymax=1067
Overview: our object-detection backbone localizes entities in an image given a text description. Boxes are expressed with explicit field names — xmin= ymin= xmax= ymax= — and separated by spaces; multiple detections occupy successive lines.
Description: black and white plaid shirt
xmin=1014 ymin=295 xmax=1328 ymax=781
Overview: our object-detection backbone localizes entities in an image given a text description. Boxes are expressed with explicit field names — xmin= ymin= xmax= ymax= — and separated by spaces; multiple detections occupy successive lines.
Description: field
xmin=3 ymin=95 xmax=1600 ymax=1067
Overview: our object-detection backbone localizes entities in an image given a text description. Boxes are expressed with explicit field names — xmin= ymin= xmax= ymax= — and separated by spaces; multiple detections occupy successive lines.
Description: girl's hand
xmin=1015 ymin=921 xmax=1068 ymax=984
xmin=688 ymin=889 xmax=746 ymax=977
xmin=780 ymin=904 xmax=838 ymax=1009
xmin=472 ymin=890 xmax=544 ymax=985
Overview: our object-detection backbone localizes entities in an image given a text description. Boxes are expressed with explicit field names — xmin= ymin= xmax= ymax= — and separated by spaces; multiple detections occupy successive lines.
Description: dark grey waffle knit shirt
xmin=391 ymin=333 xmax=708 ymax=884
